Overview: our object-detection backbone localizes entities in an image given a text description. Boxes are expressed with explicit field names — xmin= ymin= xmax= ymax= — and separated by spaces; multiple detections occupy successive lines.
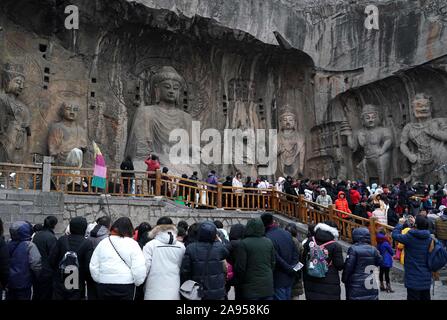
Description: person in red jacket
xmin=144 ymin=154 xmax=160 ymax=193
xmin=349 ymin=186 xmax=362 ymax=213
xmin=335 ymin=191 xmax=351 ymax=219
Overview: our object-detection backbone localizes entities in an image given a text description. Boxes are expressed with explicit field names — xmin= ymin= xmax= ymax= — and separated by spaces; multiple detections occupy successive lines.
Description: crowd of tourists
xmin=0 ymin=209 xmax=446 ymax=301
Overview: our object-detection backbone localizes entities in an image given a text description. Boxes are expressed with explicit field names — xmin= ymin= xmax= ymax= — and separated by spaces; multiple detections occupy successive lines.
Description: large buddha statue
xmin=0 ymin=63 xmax=31 ymax=163
xmin=277 ymin=108 xmax=305 ymax=178
xmin=48 ymin=102 xmax=88 ymax=165
xmin=343 ymin=104 xmax=393 ymax=184
xmin=400 ymin=93 xmax=447 ymax=183
xmin=126 ymin=66 xmax=199 ymax=176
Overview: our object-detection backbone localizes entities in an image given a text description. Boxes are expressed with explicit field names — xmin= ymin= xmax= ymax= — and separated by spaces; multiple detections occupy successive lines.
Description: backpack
xmin=306 ymin=237 xmax=335 ymax=278
xmin=58 ymin=237 xmax=81 ymax=290
xmin=427 ymin=239 xmax=447 ymax=272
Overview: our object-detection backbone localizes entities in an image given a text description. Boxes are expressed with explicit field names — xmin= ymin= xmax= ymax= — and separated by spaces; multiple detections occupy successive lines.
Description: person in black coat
xmin=261 ymin=213 xmax=299 ymax=300
xmin=120 ymin=156 xmax=135 ymax=194
xmin=302 ymin=221 xmax=345 ymax=300
xmin=48 ymin=217 xmax=91 ymax=300
xmin=225 ymin=223 xmax=245 ymax=299
xmin=0 ymin=218 xmax=9 ymax=298
xmin=342 ymin=228 xmax=383 ymax=300
xmin=32 ymin=216 xmax=58 ymax=300
xmin=180 ymin=221 xmax=229 ymax=300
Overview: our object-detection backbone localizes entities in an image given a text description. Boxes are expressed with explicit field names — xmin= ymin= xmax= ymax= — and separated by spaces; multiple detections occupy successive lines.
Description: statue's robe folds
xmin=126 ymin=105 xmax=200 ymax=176
xmin=0 ymin=91 xmax=31 ymax=163
xmin=48 ymin=122 xmax=87 ymax=165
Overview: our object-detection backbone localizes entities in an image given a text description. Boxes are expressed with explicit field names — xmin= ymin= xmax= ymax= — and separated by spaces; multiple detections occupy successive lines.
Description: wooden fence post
xmin=271 ymin=189 xmax=277 ymax=212
xmin=298 ymin=195 xmax=305 ymax=223
xmin=155 ymin=169 xmax=161 ymax=196
xmin=217 ymin=183 xmax=223 ymax=208
xmin=369 ymin=217 xmax=378 ymax=247
xmin=328 ymin=204 xmax=335 ymax=222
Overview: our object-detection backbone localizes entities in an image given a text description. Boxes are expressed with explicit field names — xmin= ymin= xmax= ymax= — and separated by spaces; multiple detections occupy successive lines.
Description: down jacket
xmin=89 ymin=235 xmax=147 ymax=286
xmin=392 ymin=224 xmax=432 ymax=290
xmin=302 ymin=223 xmax=345 ymax=300
xmin=376 ymin=233 xmax=394 ymax=268
xmin=342 ymin=228 xmax=383 ymax=300
xmin=143 ymin=224 xmax=185 ymax=300
xmin=234 ymin=219 xmax=275 ymax=299
xmin=8 ymin=221 xmax=42 ymax=289
xmin=180 ymin=222 xmax=229 ymax=300
xmin=335 ymin=191 xmax=351 ymax=218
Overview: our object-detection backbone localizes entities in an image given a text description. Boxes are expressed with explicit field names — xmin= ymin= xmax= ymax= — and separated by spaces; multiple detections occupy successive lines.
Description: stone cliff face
xmin=1 ymin=0 xmax=447 ymax=183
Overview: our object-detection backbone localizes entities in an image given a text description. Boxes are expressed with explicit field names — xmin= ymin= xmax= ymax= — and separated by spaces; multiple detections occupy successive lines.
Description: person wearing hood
xmin=49 ymin=216 xmax=91 ymax=300
xmin=342 ymin=228 xmax=383 ymax=300
xmin=376 ymin=229 xmax=394 ymax=292
xmin=349 ymin=185 xmax=362 ymax=213
xmin=180 ymin=221 xmax=229 ymax=300
xmin=304 ymin=188 xmax=313 ymax=202
xmin=143 ymin=217 xmax=185 ymax=300
xmin=334 ymin=191 xmax=351 ymax=219
xmin=234 ymin=219 xmax=275 ymax=300
xmin=302 ymin=221 xmax=344 ymax=300
xmin=261 ymin=213 xmax=298 ymax=300
xmin=435 ymin=206 xmax=447 ymax=248
xmin=85 ymin=215 xmax=111 ymax=300
xmin=0 ymin=218 xmax=9 ymax=299
xmin=6 ymin=221 xmax=42 ymax=300
xmin=89 ymin=217 xmax=147 ymax=300
xmin=225 ymin=223 xmax=245 ymax=299
xmin=316 ymin=188 xmax=332 ymax=207
xmin=32 ymin=216 xmax=58 ymax=300
xmin=392 ymin=215 xmax=433 ymax=300
xmin=275 ymin=177 xmax=285 ymax=193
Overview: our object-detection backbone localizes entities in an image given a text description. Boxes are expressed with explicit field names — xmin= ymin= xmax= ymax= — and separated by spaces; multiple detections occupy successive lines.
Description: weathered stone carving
xmin=48 ymin=102 xmax=88 ymax=165
xmin=342 ymin=104 xmax=393 ymax=184
xmin=400 ymin=93 xmax=447 ymax=183
xmin=0 ymin=63 xmax=31 ymax=163
xmin=126 ymin=66 xmax=199 ymax=176
xmin=277 ymin=107 xmax=305 ymax=178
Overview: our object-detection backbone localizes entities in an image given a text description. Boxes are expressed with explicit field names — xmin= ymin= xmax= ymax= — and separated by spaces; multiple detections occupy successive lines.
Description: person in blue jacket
xmin=342 ymin=228 xmax=383 ymax=300
xmin=376 ymin=229 xmax=394 ymax=292
xmin=392 ymin=215 xmax=432 ymax=300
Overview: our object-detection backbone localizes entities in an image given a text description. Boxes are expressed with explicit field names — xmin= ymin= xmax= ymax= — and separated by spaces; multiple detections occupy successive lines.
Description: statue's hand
xmin=408 ymin=153 xmax=417 ymax=164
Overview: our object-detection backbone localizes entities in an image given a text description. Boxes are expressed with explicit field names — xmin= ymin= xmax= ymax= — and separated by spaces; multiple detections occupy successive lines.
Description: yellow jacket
xmin=397 ymin=227 xmax=411 ymax=265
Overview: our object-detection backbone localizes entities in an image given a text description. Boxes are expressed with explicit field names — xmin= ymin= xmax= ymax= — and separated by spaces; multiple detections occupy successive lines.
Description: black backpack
xmin=58 ymin=237 xmax=82 ymax=290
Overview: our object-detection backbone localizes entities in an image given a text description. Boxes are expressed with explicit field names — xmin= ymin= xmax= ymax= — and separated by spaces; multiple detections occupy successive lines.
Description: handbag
xmin=180 ymin=243 xmax=212 ymax=300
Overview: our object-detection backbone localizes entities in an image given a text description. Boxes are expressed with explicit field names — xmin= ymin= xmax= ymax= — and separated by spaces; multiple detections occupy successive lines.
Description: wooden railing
xmin=1 ymin=162 xmax=398 ymax=248
xmin=0 ymin=163 xmax=43 ymax=190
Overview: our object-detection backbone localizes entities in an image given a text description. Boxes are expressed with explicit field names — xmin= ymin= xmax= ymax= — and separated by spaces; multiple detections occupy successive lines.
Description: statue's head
xmin=279 ymin=108 xmax=297 ymax=131
xmin=2 ymin=63 xmax=25 ymax=96
xmin=412 ymin=93 xmax=432 ymax=120
xmin=59 ymin=102 xmax=80 ymax=121
xmin=152 ymin=66 xmax=183 ymax=105
xmin=361 ymin=104 xmax=379 ymax=128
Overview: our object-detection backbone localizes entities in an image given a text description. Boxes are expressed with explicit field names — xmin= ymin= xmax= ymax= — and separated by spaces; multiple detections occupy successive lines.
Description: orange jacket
xmin=335 ymin=191 xmax=351 ymax=218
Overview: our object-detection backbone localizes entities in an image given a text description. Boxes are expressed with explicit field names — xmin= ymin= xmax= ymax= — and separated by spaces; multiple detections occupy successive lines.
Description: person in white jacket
xmin=143 ymin=217 xmax=185 ymax=300
xmin=89 ymin=217 xmax=146 ymax=300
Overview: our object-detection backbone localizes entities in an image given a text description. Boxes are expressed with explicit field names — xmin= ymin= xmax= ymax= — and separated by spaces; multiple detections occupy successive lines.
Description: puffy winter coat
xmin=265 ymin=225 xmax=299 ymax=289
xmin=143 ymin=224 xmax=185 ymax=300
xmin=89 ymin=235 xmax=147 ymax=286
xmin=376 ymin=233 xmax=394 ymax=268
xmin=234 ymin=219 xmax=275 ymax=299
xmin=303 ymin=223 xmax=345 ymax=300
xmin=349 ymin=189 xmax=362 ymax=205
xmin=342 ymin=228 xmax=383 ymax=300
xmin=180 ymin=222 xmax=229 ymax=300
xmin=372 ymin=209 xmax=387 ymax=225
xmin=335 ymin=191 xmax=351 ymax=218
xmin=8 ymin=221 xmax=42 ymax=289
xmin=87 ymin=225 xmax=109 ymax=249
xmin=435 ymin=215 xmax=447 ymax=240
xmin=0 ymin=236 xmax=9 ymax=289
xmin=392 ymin=224 xmax=432 ymax=290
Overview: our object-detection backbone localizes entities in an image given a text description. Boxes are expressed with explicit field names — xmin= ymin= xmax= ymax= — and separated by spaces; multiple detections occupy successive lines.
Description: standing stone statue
xmin=0 ymin=63 xmax=31 ymax=163
xmin=342 ymin=104 xmax=393 ymax=184
xmin=400 ymin=93 xmax=447 ymax=183
xmin=277 ymin=108 xmax=305 ymax=178
xmin=126 ymin=66 xmax=199 ymax=176
xmin=48 ymin=102 xmax=88 ymax=165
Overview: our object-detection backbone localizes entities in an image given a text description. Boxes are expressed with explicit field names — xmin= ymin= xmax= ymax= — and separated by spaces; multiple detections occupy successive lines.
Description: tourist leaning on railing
xmin=315 ymin=188 xmax=332 ymax=207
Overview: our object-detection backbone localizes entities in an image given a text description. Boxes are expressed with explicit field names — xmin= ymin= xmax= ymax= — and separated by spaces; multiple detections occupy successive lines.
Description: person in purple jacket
xmin=376 ymin=229 xmax=394 ymax=293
